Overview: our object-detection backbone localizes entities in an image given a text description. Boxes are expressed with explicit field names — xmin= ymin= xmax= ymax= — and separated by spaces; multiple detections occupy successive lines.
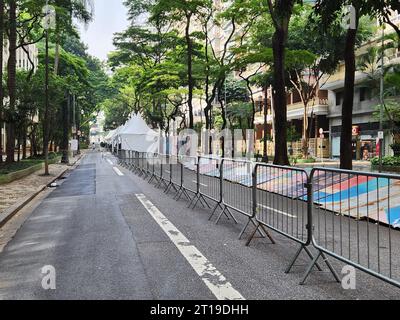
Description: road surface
xmin=0 ymin=152 xmax=399 ymax=300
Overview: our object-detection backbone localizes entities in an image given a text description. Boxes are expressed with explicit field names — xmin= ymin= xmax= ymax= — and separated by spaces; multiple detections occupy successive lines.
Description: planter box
xmin=0 ymin=157 xmax=61 ymax=185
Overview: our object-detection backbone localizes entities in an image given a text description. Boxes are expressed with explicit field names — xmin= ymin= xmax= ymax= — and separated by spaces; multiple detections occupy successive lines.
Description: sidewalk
xmin=0 ymin=153 xmax=85 ymax=215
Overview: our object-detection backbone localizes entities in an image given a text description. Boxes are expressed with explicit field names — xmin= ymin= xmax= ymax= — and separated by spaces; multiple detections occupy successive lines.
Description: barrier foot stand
xmin=155 ymin=178 xmax=168 ymax=189
xmin=239 ymin=218 xmax=266 ymax=240
xmin=187 ymin=193 xmax=197 ymax=208
xmin=245 ymin=223 xmax=275 ymax=247
xmin=176 ymin=187 xmax=192 ymax=202
xmin=198 ymin=194 xmax=211 ymax=209
xmin=142 ymin=171 xmax=150 ymax=180
xmin=164 ymin=182 xmax=178 ymax=195
xmin=285 ymin=245 xmax=322 ymax=274
xmin=238 ymin=218 xmax=251 ymax=240
xmin=215 ymin=206 xmax=238 ymax=225
xmin=190 ymin=194 xmax=206 ymax=210
xmin=299 ymin=251 xmax=340 ymax=285
xmin=209 ymin=202 xmax=223 ymax=221
xmin=148 ymin=174 xmax=155 ymax=183
xmin=150 ymin=175 xmax=161 ymax=185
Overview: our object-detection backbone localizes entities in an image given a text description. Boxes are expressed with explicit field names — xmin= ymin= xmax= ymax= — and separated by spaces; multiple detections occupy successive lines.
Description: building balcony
xmin=287 ymin=99 xmax=329 ymax=121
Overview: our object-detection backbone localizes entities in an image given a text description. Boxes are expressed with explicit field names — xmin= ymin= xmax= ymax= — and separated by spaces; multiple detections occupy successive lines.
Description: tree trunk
xmin=43 ymin=31 xmax=50 ymax=174
xmin=32 ymin=124 xmax=38 ymax=157
xmin=61 ymin=95 xmax=70 ymax=163
xmin=185 ymin=14 xmax=194 ymax=129
xmin=0 ymin=0 xmax=4 ymax=164
xmin=54 ymin=42 xmax=60 ymax=75
xmin=17 ymin=133 xmax=20 ymax=162
xmin=340 ymin=21 xmax=359 ymax=170
xmin=22 ymin=127 xmax=27 ymax=159
xmin=6 ymin=0 xmax=17 ymax=164
xmin=272 ymin=27 xmax=290 ymax=166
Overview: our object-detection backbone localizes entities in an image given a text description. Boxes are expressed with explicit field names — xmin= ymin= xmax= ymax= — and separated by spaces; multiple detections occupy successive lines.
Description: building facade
xmin=1 ymin=42 xmax=39 ymax=159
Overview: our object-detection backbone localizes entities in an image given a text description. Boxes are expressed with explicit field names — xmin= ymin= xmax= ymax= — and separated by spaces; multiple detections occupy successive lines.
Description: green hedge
xmin=0 ymin=156 xmax=62 ymax=185
xmin=0 ymin=160 xmax=42 ymax=175
xmin=371 ymin=156 xmax=400 ymax=166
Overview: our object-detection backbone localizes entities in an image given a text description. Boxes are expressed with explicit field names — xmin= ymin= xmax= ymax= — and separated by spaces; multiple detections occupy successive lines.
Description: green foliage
xmin=0 ymin=160 xmax=43 ymax=175
xmin=371 ymin=156 xmax=400 ymax=166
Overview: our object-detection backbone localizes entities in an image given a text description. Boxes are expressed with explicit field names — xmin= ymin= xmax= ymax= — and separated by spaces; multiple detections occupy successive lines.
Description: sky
xmin=78 ymin=0 xmax=129 ymax=61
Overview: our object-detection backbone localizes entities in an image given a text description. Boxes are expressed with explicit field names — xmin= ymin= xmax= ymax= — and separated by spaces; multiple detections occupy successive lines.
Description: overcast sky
xmin=78 ymin=0 xmax=129 ymax=61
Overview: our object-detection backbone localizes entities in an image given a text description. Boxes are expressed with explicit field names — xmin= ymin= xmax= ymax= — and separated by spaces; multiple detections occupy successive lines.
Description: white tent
xmin=118 ymin=114 xmax=159 ymax=153
xmin=104 ymin=129 xmax=116 ymax=143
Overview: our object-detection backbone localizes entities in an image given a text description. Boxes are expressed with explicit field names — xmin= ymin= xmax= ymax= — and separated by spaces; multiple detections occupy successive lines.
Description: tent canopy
xmin=104 ymin=129 xmax=116 ymax=142
xmin=118 ymin=114 xmax=159 ymax=152
xmin=119 ymin=114 xmax=158 ymax=136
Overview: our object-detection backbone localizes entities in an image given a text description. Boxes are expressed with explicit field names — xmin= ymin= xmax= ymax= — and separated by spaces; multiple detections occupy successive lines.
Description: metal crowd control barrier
xmin=219 ymin=159 xmax=255 ymax=231
xmin=155 ymin=154 xmax=170 ymax=189
xmin=164 ymin=155 xmax=180 ymax=195
xmin=304 ymin=168 xmax=400 ymax=288
xmin=179 ymin=155 xmax=209 ymax=209
xmin=249 ymin=164 xmax=337 ymax=280
xmin=116 ymin=151 xmax=400 ymax=289
xmin=198 ymin=156 xmax=221 ymax=203
xmin=171 ymin=155 xmax=193 ymax=202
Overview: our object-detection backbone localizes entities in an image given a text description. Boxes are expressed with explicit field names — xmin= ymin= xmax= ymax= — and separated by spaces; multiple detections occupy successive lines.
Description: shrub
xmin=0 ymin=160 xmax=42 ymax=175
xmin=371 ymin=156 xmax=400 ymax=166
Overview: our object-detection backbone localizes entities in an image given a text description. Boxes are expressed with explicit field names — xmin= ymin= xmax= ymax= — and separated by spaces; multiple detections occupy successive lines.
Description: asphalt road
xmin=0 ymin=151 xmax=399 ymax=300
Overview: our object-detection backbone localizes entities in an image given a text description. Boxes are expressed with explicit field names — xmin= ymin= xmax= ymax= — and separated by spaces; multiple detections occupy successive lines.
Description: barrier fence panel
xmin=216 ymin=159 xmax=255 ymax=228
xmin=165 ymin=155 xmax=181 ymax=195
xmin=305 ymin=168 xmax=400 ymax=288
xmin=180 ymin=155 xmax=198 ymax=196
xmin=115 ymin=150 xmax=400 ymax=290
xmin=178 ymin=155 xmax=210 ymax=209
xmin=155 ymin=154 xmax=169 ymax=189
xmin=250 ymin=164 xmax=338 ymax=280
xmin=252 ymin=164 xmax=309 ymax=245
xmin=198 ymin=156 xmax=222 ymax=203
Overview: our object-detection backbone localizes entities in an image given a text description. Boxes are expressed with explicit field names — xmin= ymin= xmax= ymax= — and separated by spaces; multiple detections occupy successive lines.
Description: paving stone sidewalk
xmin=0 ymin=153 xmax=85 ymax=214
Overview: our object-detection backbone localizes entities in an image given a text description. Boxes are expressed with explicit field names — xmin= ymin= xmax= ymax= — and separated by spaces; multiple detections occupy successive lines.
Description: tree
xmin=0 ymin=0 xmax=4 ymax=163
xmin=151 ymin=0 xmax=210 ymax=129
xmin=315 ymin=0 xmax=399 ymax=169
xmin=5 ymin=0 xmax=17 ymax=163
xmin=53 ymin=0 xmax=94 ymax=75
xmin=266 ymin=0 xmax=302 ymax=166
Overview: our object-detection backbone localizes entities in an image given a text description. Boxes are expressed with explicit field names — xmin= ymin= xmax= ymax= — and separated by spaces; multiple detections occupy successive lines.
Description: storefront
xmin=331 ymin=122 xmax=386 ymax=160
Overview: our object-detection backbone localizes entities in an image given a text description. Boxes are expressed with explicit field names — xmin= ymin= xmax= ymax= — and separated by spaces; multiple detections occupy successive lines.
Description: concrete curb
xmin=0 ymin=154 xmax=86 ymax=229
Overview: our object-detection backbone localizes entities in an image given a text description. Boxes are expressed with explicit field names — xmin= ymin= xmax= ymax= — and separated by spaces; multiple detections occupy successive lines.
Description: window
xmin=359 ymin=87 xmax=370 ymax=102
xmin=336 ymin=91 xmax=343 ymax=106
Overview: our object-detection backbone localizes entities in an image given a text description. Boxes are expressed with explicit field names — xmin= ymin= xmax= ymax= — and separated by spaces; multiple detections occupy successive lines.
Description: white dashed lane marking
xmin=113 ymin=167 xmax=124 ymax=176
xmin=258 ymin=204 xmax=297 ymax=219
xmin=135 ymin=194 xmax=245 ymax=301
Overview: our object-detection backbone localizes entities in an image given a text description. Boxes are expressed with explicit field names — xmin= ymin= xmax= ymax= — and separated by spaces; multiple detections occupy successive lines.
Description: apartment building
xmin=1 ymin=42 xmax=39 ymax=158
xmin=322 ymin=11 xmax=400 ymax=160
xmin=252 ymin=10 xmax=400 ymax=159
